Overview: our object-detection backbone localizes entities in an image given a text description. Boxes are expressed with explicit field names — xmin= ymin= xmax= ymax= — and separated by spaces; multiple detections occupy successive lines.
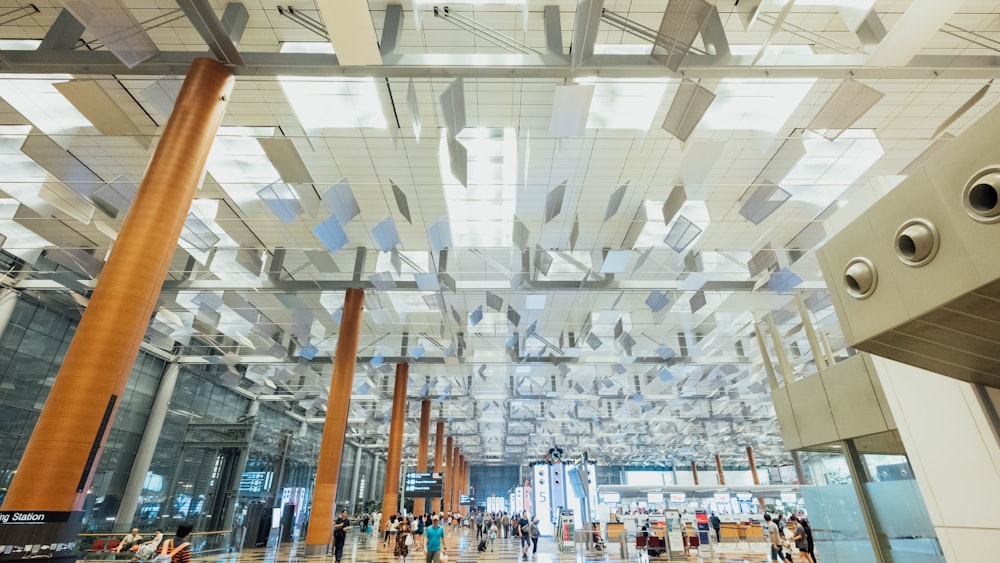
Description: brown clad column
xmin=716 ymin=454 xmax=726 ymax=485
xmin=444 ymin=436 xmax=454 ymax=515
xmin=305 ymin=288 xmax=366 ymax=555
xmin=413 ymin=400 xmax=431 ymax=515
xmin=450 ymin=446 xmax=460 ymax=514
xmin=691 ymin=461 xmax=700 ymax=485
xmin=380 ymin=364 xmax=409 ymax=534
xmin=433 ymin=421 xmax=445 ymax=513
xmin=458 ymin=455 xmax=466 ymax=516
xmin=0 ymin=58 xmax=233 ymax=559
xmin=747 ymin=446 xmax=766 ymax=511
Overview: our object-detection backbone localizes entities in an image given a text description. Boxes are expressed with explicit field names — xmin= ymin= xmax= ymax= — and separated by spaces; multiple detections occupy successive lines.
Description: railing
xmin=77 ymin=530 xmax=237 ymax=560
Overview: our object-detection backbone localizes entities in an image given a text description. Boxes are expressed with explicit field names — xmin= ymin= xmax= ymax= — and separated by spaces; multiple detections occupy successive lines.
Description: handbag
xmin=405 ymin=534 xmax=414 ymax=547
xmin=152 ymin=540 xmax=189 ymax=563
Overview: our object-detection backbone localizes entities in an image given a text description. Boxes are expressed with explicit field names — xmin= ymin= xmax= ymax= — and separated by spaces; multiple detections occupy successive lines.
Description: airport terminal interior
xmin=0 ymin=0 xmax=999 ymax=562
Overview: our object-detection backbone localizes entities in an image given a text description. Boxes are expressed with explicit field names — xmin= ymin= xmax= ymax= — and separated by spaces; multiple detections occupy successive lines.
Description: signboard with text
xmin=404 ymin=472 xmax=444 ymax=497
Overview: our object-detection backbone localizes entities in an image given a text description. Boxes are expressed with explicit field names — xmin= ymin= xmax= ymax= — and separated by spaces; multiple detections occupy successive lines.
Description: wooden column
xmin=444 ymin=436 xmax=454 ymax=515
xmin=691 ymin=461 xmax=700 ymax=485
xmin=433 ymin=421 xmax=445 ymax=513
xmin=459 ymin=455 xmax=466 ymax=516
xmin=413 ymin=400 xmax=431 ymax=515
xmin=451 ymin=446 xmax=461 ymax=514
xmin=716 ymin=454 xmax=726 ymax=485
xmin=380 ymin=364 xmax=409 ymax=534
xmin=304 ymin=288 xmax=366 ymax=555
xmin=0 ymin=58 xmax=233 ymax=559
xmin=747 ymin=446 xmax=767 ymax=511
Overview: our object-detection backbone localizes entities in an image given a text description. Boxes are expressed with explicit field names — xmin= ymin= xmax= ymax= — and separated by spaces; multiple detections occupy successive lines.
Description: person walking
xmin=333 ymin=509 xmax=351 ymax=563
xmin=801 ymin=517 xmax=818 ymax=562
xmin=395 ymin=519 xmax=411 ymax=563
xmin=425 ymin=515 xmax=445 ymax=563
xmin=384 ymin=515 xmax=398 ymax=547
xmin=789 ymin=516 xmax=814 ymax=563
xmin=529 ymin=517 xmax=540 ymax=555
xmin=501 ymin=513 xmax=510 ymax=539
xmin=516 ymin=512 xmax=531 ymax=560
xmin=764 ymin=514 xmax=782 ymax=563
xmin=487 ymin=521 xmax=498 ymax=552
xmin=710 ymin=513 xmax=721 ymax=543
xmin=413 ymin=514 xmax=425 ymax=552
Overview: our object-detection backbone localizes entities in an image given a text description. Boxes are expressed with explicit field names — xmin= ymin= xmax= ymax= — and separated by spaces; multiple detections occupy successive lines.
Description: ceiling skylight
xmin=440 ymin=128 xmax=518 ymax=247
xmin=0 ymin=75 xmax=93 ymax=135
xmin=780 ymin=129 xmax=884 ymax=208
xmin=279 ymin=76 xmax=387 ymax=129
xmin=580 ymin=79 xmax=670 ymax=130
xmin=700 ymin=78 xmax=816 ymax=133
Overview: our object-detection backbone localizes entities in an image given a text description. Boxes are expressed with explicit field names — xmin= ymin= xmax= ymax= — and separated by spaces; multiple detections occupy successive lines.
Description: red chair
xmin=91 ymin=539 xmax=106 ymax=552
xmin=106 ymin=540 xmax=120 ymax=552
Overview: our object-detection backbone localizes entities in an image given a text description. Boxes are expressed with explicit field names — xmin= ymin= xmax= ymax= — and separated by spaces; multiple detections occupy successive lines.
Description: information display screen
xmin=459 ymin=495 xmax=476 ymax=505
xmin=404 ymin=472 xmax=444 ymax=497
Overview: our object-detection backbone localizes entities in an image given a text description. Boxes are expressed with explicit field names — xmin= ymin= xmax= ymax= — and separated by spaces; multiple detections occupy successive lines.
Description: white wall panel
xmin=873 ymin=355 xmax=1000 ymax=560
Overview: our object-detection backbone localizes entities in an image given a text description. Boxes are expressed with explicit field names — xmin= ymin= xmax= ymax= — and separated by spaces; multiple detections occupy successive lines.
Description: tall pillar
xmin=791 ymin=451 xmax=807 ymax=485
xmin=444 ymin=436 xmax=454 ymax=514
xmin=691 ymin=461 xmax=699 ymax=485
xmin=379 ymin=364 xmax=409 ymax=534
xmin=368 ymin=456 xmax=381 ymax=504
xmin=433 ymin=421 xmax=444 ymax=513
xmin=464 ymin=458 xmax=470 ymax=515
xmin=304 ymin=288 xmax=366 ymax=555
xmin=0 ymin=288 xmax=19 ymax=343
xmin=450 ymin=446 xmax=460 ymax=514
xmin=413 ymin=400 xmax=431 ymax=515
xmin=458 ymin=455 xmax=466 ymax=516
xmin=0 ymin=58 xmax=233 ymax=561
xmin=715 ymin=454 xmax=726 ymax=485
xmin=350 ymin=445 xmax=364 ymax=513
xmin=114 ymin=363 xmax=181 ymax=532
xmin=746 ymin=446 xmax=766 ymax=511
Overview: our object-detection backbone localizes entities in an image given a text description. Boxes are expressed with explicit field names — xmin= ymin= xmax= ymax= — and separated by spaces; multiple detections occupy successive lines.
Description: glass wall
xmin=0 ymin=297 xmax=78 ymax=497
xmin=799 ymin=450 xmax=878 ymax=563
xmin=854 ymin=432 xmax=945 ymax=563
xmin=0 ymin=292 xmax=343 ymax=537
xmin=469 ymin=466 xmax=520 ymax=512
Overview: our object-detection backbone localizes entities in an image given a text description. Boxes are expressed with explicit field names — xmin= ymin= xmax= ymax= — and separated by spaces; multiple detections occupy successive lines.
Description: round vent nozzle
xmin=895 ymin=218 xmax=940 ymax=267
xmin=844 ymin=257 xmax=877 ymax=300
xmin=963 ymin=168 xmax=1000 ymax=223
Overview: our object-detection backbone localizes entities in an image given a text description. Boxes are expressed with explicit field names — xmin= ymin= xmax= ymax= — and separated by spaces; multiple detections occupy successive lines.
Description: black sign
xmin=404 ymin=472 xmax=444 ymax=498
xmin=459 ymin=495 xmax=475 ymax=506
xmin=0 ymin=510 xmax=83 ymax=562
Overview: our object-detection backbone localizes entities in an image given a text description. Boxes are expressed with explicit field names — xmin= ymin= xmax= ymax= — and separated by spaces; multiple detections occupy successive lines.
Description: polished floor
xmin=200 ymin=527 xmax=776 ymax=563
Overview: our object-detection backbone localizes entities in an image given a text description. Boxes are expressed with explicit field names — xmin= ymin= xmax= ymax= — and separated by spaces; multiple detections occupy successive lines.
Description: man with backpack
xmin=515 ymin=512 xmax=531 ymax=560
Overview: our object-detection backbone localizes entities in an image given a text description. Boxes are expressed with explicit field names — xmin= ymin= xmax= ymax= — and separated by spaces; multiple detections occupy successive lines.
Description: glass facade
xmin=469 ymin=466 xmax=521 ymax=511
xmin=0 ymin=293 xmax=384 ymax=536
xmin=799 ymin=450 xmax=878 ymax=563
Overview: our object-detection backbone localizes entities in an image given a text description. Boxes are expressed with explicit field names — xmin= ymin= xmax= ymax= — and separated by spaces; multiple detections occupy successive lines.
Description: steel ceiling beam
xmin=175 ymin=0 xmax=247 ymax=66
xmin=0 ymin=48 xmax=998 ymax=79
xmin=15 ymin=277 xmax=829 ymax=292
